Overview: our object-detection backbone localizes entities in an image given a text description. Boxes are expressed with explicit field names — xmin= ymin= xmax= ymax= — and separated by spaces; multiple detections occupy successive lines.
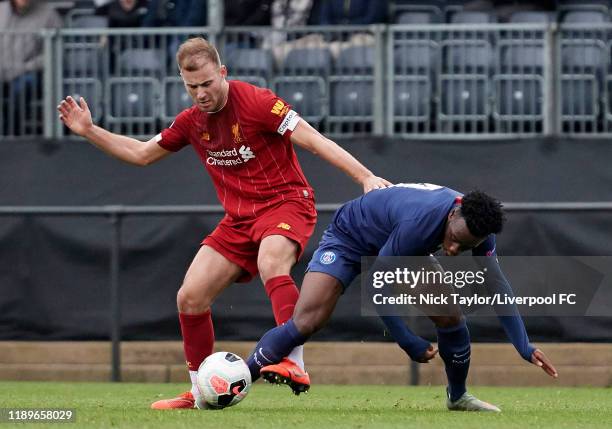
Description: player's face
xmin=442 ymin=208 xmax=485 ymax=256
xmin=13 ymin=0 xmax=30 ymax=14
xmin=181 ymin=61 xmax=229 ymax=112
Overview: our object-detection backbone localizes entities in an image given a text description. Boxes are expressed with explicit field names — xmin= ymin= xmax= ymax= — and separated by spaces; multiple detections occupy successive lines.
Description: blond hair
xmin=176 ymin=37 xmax=221 ymax=72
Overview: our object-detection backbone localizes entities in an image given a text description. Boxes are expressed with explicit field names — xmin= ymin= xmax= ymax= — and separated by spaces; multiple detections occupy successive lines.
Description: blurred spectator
xmin=96 ymin=0 xmax=148 ymax=28
xmin=307 ymin=0 xmax=322 ymax=25
xmin=93 ymin=0 xmax=114 ymax=7
xmin=224 ymin=0 xmax=271 ymax=56
xmin=0 ymin=0 xmax=62 ymax=136
xmin=271 ymin=0 xmax=312 ymax=28
xmin=142 ymin=0 xmax=207 ymax=27
xmin=318 ymin=0 xmax=388 ymax=25
xmin=142 ymin=0 xmax=208 ymax=67
xmin=225 ymin=0 xmax=271 ymax=26
xmin=463 ymin=1 xmax=555 ymax=21
xmin=262 ymin=1 xmax=314 ymax=64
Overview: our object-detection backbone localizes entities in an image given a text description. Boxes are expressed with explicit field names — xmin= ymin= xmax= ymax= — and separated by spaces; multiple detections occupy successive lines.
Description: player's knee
xmin=176 ymin=285 xmax=211 ymax=314
xmin=257 ymin=255 xmax=292 ymax=283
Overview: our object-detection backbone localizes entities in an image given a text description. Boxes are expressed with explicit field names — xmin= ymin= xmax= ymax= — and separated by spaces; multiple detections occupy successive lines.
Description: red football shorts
xmin=202 ymin=198 xmax=317 ymax=282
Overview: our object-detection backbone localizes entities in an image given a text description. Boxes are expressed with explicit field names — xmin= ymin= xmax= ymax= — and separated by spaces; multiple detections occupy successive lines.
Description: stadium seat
xmin=561 ymin=41 xmax=607 ymax=73
xmin=334 ymin=46 xmax=375 ymax=75
xmin=561 ymin=77 xmax=598 ymax=120
xmin=494 ymin=40 xmax=545 ymax=127
xmin=225 ymin=48 xmax=274 ymax=85
xmin=63 ymin=45 xmax=104 ymax=77
xmin=70 ymin=14 xmax=109 ymax=28
xmin=393 ymin=78 xmax=431 ymax=120
xmin=499 ymin=41 xmax=544 ymax=74
xmin=117 ymin=48 xmax=166 ymax=78
xmin=393 ymin=41 xmax=437 ymax=75
xmin=274 ymin=48 xmax=331 ymax=124
xmin=62 ymin=78 xmax=103 ymax=122
xmin=161 ymin=77 xmax=193 ymax=121
xmin=559 ymin=40 xmax=604 ymax=127
xmin=282 ymin=47 xmax=333 ymax=76
xmin=442 ymin=40 xmax=493 ymax=73
xmin=392 ymin=0 xmax=443 ymax=24
xmin=508 ymin=11 xmax=554 ymax=23
xmin=330 ymin=80 xmax=373 ymax=117
xmin=227 ymin=76 xmax=268 ymax=88
xmin=106 ymin=77 xmax=159 ymax=120
xmin=391 ymin=41 xmax=436 ymax=127
xmin=439 ymin=77 xmax=488 ymax=120
xmin=450 ymin=11 xmax=497 ymax=24
xmin=440 ymin=78 xmax=488 ymax=117
xmin=274 ymin=78 xmax=326 ymax=122
xmin=561 ymin=10 xmax=608 ymax=23
xmin=557 ymin=0 xmax=609 ymax=17
xmin=494 ymin=76 xmax=543 ymax=119
xmin=395 ymin=11 xmax=439 ymax=24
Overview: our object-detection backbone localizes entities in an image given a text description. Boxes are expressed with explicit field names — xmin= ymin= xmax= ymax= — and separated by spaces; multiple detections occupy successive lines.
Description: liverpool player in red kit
xmin=58 ymin=37 xmax=390 ymax=409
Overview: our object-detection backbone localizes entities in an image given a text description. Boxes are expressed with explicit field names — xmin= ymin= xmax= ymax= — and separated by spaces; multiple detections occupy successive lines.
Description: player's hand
xmin=57 ymin=96 xmax=94 ymax=137
xmin=362 ymin=175 xmax=392 ymax=193
xmin=531 ymin=348 xmax=558 ymax=378
xmin=415 ymin=345 xmax=438 ymax=363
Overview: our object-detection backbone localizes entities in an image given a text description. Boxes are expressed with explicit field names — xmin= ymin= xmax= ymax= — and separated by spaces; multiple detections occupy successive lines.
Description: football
xmin=195 ymin=352 xmax=252 ymax=409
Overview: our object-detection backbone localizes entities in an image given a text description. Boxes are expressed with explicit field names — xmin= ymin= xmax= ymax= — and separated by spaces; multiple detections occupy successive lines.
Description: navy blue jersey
xmin=329 ymin=183 xmax=495 ymax=257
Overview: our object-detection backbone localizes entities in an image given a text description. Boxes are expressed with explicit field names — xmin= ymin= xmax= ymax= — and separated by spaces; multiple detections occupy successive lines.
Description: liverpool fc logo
xmin=232 ymin=123 xmax=243 ymax=144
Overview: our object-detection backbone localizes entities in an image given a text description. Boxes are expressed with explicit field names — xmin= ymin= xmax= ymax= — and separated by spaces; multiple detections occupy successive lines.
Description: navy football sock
xmin=436 ymin=319 xmax=471 ymax=402
xmin=246 ymin=319 xmax=307 ymax=381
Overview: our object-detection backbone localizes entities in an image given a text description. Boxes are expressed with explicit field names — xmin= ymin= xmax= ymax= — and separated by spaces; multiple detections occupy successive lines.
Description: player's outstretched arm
xmin=290 ymin=119 xmax=392 ymax=193
xmin=531 ymin=348 xmax=558 ymax=378
xmin=57 ymin=96 xmax=171 ymax=166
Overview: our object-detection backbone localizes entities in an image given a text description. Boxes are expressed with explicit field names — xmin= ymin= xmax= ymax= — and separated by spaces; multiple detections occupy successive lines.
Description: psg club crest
xmin=320 ymin=251 xmax=336 ymax=265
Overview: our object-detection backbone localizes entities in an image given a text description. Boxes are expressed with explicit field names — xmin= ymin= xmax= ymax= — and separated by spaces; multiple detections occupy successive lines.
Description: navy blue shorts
xmin=306 ymin=225 xmax=363 ymax=291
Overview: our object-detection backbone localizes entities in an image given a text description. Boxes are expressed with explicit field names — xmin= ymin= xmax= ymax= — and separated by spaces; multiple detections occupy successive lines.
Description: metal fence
xmin=2 ymin=23 xmax=612 ymax=140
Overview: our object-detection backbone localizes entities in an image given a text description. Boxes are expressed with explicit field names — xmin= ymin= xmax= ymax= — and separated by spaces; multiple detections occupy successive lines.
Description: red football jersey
xmin=156 ymin=80 xmax=314 ymax=220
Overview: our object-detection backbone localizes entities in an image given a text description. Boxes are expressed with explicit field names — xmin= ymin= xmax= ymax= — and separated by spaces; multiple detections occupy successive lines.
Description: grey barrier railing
xmin=388 ymin=23 xmax=553 ymax=138
xmin=3 ymin=23 xmax=612 ymax=140
xmin=1 ymin=201 xmax=612 ymax=383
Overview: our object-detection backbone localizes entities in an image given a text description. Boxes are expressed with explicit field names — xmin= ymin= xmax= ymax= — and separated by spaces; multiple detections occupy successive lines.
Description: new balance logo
xmin=271 ymin=100 xmax=287 ymax=116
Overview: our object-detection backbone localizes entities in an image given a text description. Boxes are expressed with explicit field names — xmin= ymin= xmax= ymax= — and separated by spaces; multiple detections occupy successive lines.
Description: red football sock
xmin=264 ymin=275 xmax=299 ymax=325
xmin=179 ymin=311 xmax=214 ymax=371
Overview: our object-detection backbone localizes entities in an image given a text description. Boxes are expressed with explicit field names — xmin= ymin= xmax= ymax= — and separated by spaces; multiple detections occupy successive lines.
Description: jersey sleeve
xmin=472 ymin=235 xmax=536 ymax=362
xmin=251 ymin=87 xmax=301 ymax=138
xmin=155 ymin=110 xmax=191 ymax=152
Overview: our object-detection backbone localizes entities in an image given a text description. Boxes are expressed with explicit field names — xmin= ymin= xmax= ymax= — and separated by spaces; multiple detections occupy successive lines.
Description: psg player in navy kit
xmin=246 ymin=183 xmax=558 ymax=412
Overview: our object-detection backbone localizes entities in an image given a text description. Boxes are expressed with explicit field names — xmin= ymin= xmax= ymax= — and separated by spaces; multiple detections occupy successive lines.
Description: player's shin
xmin=179 ymin=311 xmax=215 ymax=397
xmin=265 ymin=274 xmax=300 ymax=325
xmin=436 ymin=319 xmax=471 ymax=402
xmin=264 ymin=275 xmax=305 ymax=370
xmin=246 ymin=319 xmax=308 ymax=381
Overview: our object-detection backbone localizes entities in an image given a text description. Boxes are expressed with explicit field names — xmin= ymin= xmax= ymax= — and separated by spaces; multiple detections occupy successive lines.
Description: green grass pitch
xmin=1 ymin=381 xmax=610 ymax=429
